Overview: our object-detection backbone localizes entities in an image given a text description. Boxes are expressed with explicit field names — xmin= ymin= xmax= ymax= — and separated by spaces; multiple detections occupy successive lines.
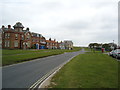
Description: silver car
xmin=112 ymin=49 xmax=120 ymax=59
xmin=109 ymin=50 xmax=115 ymax=56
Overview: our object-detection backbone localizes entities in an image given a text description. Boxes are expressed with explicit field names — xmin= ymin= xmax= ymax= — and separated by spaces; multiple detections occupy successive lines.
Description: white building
xmin=64 ymin=40 xmax=73 ymax=50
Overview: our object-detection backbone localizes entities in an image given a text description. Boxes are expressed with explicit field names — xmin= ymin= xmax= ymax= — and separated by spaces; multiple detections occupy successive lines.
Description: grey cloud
xmin=62 ymin=21 xmax=90 ymax=30
xmin=0 ymin=0 xmax=118 ymax=46
xmin=41 ymin=2 xmax=63 ymax=8
xmin=101 ymin=24 xmax=117 ymax=30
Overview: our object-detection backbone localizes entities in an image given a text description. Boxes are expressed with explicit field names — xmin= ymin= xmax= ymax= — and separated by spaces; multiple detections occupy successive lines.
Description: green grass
xmin=48 ymin=52 xmax=118 ymax=88
xmin=2 ymin=47 xmax=81 ymax=66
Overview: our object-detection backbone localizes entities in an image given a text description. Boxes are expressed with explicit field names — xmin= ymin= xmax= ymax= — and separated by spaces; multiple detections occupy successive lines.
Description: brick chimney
xmin=2 ymin=25 xmax=5 ymax=29
xmin=8 ymin=25 xmax=11 ymax=29
xmin=26 ymin=27 xmax=29 ymax=31
xmin=49 ymin=38 xmax=51 ymax=41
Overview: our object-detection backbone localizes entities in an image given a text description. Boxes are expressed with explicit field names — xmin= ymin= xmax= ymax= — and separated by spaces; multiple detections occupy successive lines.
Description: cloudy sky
xmin=0 ymin=0 xmax=119 ymax=46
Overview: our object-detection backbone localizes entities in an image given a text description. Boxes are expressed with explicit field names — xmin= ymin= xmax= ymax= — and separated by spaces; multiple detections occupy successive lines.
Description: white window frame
xmin=14 ymin=41 xmax=18 ymax=47
xmin=5 ymin=33 xmax=7 ymax=38
xmin=7 ymin=41 xmax=10 ymax=47
xmin=15 ymin=34 xmax=18 ymax=39
xmin=5 ymin=41 xmax=7 ymax=47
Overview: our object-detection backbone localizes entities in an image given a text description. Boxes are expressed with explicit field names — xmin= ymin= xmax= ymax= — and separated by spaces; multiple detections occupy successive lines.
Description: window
xmin=37 ymin=34 xmax=39 ymax=37
xmin=21 ymin=35 xmax=24 ymax=40
xmin=8 ymin=33 xmax=10 ymax=38
xmin=27 ymin=35 xmax=30 ymax=40
xmin=7 ymin=41 xmax=10 ymax=47
xmin=15 ymin=34 xmax=18 ymax=39
xmin=5 ymin=41 xmax=7 ymax=47
xmin=40 ymin=40 xmax=43 ymax=42
xmin=27 ymin=42 xmax=31 ymax=47
xmin=14 ymin=41 xmax=18 ymax=47
xmin=4 ymin=40 xmax=10 ymax=47
xmin=5 ymin=33 xmax=7 ymax=38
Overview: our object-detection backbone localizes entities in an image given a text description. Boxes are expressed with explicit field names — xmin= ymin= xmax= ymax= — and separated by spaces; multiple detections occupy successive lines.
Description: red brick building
xmin=46 ymin=38 xmax=59 ymax=49
xmin=31 ymin=32 xmax=46 ymax=49
xmin=1 ymin=22 xmax=73 ymax=50
xmin=1 ymin=22 xmax=47 ymax=49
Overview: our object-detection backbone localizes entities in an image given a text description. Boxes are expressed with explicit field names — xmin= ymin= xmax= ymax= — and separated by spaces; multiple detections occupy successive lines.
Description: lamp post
xmin=113 ymin=40 xmax=114 ymax=50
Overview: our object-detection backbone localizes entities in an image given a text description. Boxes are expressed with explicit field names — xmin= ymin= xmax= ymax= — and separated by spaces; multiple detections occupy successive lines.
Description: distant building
xmin=59 ymin=41 xmax=65 ymax=49
xmin=46 ymin=38 xmax=59 ymax=49
xmin=64 ymin=40 xmax=73 ymax=50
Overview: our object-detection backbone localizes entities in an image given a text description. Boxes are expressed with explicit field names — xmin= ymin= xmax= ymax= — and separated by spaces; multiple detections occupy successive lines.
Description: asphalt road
xmin=2 ymin=49 xmax=85 ymax=89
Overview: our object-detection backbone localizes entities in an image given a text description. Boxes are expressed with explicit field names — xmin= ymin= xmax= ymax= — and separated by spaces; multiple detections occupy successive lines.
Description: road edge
xmin=28 ymin=52 xmax=81 ymax=90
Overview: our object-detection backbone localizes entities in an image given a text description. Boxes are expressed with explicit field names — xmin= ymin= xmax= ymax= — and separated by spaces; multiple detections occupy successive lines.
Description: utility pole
xmin=113 ymin=40 xmax=114 ymax=50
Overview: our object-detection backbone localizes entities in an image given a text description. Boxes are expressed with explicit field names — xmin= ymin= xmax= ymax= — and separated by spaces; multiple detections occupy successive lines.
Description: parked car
xmin=112 ymin=49 xmax=120 ymax=59
xmin=109 ymin=50 xmax=115 ymax=56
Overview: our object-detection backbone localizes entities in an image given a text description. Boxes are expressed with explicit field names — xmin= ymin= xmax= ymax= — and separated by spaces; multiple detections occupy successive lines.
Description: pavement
xmin=2 ymin=49 xmax=85 ymax=89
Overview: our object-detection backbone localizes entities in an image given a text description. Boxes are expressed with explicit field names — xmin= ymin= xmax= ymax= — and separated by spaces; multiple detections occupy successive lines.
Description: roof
xmin=13 ymin=22 xmax=24 ymax=28
xmin=1 ymin=27 xmax=14 ymax=31
xmin=31 ymin=32 xmax=42 ymax=37
xmin=46 ymin=40 xmax=57 ymax=43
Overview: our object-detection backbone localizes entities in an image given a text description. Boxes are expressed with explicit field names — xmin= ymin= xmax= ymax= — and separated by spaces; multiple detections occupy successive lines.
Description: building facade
xmin=1 ymin=22 xmax=73 ymax=50
xmin=1 ymin=22 xmax=46 ymax=49
xmin=64 ymin=40 xmax=73 ymax=50
xmin=59 ymin=41 xmax=65 ymax=49
xmin=46 ymin=38 xmax=59 ymax=49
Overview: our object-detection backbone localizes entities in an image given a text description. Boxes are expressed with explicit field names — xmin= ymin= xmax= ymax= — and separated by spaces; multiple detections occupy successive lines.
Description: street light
xmin=113 ymin=40 xmax=114 ymax=50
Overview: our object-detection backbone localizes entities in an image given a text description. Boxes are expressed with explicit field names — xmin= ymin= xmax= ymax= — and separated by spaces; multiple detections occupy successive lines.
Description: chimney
xmin=8 ymin=25 xmax=11 ymax=29
xmin=26 ymin=27 xmax=29 ymax=31
xmin=49 ymin=38 xmax=51 ymax=41
xmin=2 ymin=25 xmax=5 ymax=29
xmin=54 ymin=39 xmax=56 ymax=41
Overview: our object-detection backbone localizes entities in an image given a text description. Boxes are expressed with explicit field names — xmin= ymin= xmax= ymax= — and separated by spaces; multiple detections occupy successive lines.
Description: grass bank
xmin=48 ymin=52 xmax=118 ymax=88
xmin=2 ymin=47 xmax=81 ymax=66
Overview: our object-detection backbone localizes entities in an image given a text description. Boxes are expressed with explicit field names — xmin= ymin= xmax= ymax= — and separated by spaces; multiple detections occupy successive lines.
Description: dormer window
xmin=27 ymin=35 xmax=30 ymax=40
xmin=37 ymin=34 xmax=39 ymax=37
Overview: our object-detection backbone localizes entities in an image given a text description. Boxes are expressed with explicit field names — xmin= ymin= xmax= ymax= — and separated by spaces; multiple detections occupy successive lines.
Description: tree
xmin=102 ymin=43 xmax=110 ymax=51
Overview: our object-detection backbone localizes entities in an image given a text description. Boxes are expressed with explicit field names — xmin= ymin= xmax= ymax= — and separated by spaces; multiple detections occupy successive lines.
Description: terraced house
xmin=46 ymin=38 xmax=59 ymax=49
xmin=1 ymin=22 xmax=73 ymax=50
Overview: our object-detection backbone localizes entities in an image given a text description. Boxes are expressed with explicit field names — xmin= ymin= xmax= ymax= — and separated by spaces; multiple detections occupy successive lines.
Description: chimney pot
xmin=2 ymin=25 xmax=5 ymax=29
xmin=8 ymin=25 xmax=11 ymax=29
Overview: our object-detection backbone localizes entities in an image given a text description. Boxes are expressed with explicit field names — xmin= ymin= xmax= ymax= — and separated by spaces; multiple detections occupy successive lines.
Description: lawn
xmin=48 ymin=52 xmax=119 ymax=88
xmin=2 ymin=47 xmax=81 ymax=66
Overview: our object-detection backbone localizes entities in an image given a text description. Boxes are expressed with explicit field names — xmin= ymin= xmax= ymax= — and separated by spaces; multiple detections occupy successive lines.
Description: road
xmin=2 ymin=49 xmax=85 ymax=89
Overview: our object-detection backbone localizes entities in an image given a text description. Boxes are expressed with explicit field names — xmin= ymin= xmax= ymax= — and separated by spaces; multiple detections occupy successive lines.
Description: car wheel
xmin=115 ymin=55 xmax=118 ymax=59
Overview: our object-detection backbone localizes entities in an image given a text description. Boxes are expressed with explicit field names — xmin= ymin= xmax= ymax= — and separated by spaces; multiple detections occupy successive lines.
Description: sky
xmin=0 ymin=0 xmax=119 ymax=46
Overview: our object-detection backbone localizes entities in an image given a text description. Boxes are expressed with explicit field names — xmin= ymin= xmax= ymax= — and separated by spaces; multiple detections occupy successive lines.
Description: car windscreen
xmin=116 ymin=49 xmax=120 ymax=53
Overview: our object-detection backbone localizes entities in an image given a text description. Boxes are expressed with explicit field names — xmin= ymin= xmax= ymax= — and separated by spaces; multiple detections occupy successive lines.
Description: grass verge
xmin=48 ymin=52 xmax=118 ymax=88
xmin=2 ymin=47 xmax=81 ymax=66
